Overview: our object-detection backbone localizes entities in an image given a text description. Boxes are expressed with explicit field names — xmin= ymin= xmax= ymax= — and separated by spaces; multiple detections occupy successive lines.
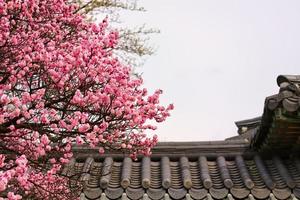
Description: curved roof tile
xmin=65 ymin=153 xmax=300 ymax=200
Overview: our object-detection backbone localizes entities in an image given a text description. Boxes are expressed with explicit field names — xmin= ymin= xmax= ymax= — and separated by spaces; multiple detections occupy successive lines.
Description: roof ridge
xmin=251 ymin=75 xmax=300 ymax=152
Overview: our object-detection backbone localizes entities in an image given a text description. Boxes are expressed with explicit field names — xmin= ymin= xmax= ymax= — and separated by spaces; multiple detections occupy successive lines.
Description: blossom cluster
xmin=0 ymin=0 xmax=173 ymax=199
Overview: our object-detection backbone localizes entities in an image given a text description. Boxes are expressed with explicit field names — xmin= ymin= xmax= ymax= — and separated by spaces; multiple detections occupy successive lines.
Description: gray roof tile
xmin=67 ymin=153 xmax=300 ymax=200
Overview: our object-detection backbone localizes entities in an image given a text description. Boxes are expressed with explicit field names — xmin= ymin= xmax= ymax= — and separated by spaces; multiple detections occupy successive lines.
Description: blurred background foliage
xmin=74 ymin=0 xmax=159 ymax=68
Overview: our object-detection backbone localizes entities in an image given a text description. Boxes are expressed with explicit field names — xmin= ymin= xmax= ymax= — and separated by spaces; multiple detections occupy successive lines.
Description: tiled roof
xmin=64 ymin=75 xmax=300 ymax=200
xmin=226 ymin=117 xmax=261 ymax=141
xmin=235 ymin=117 xmax=261 ymax=136
xmin=252 ymin=75 xmax=300 ymax=152
xmin=65 ymin=142 xmax=300 ymax=200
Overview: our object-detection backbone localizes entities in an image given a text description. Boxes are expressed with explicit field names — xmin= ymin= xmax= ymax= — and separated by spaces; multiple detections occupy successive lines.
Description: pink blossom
xmin=0 ymin=154 xmax=5 ymax=168
xmin=65 ymin=144 xmax=71 ymax=152
xmin=0 ymin=94 xmax=10 ymax=105
xmin=76 ymin=136 xmax=84 ymax=145
xmin=7 ymin=192 xmax=22 ymax=200
xmin=41 ymin=134 xmax=50 ymax=145
xmin=0 ymin=179 xmax=7 ymax=192
xmin=99 ymin=147 xmax=105 ymax=154
xmin=37 ymin=147 xmax=45 ymax=157
xmin=0 ymin=0 xmax=172 ymax=198
xmin=78 ymin=124 xmax=90 ymax=133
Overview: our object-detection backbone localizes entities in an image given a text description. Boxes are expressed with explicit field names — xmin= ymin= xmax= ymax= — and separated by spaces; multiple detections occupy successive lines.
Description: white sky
xmin=113 ymin=0 xmax=300 ymax=141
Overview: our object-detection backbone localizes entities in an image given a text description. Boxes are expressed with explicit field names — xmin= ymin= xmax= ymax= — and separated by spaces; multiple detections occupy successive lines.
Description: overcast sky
xmin=114 ymin=0 xmax=300 ymax=141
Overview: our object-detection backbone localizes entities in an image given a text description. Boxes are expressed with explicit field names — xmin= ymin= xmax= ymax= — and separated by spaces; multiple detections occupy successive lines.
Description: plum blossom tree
xmin=0 ymin=0 xmax=173 ymax=199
